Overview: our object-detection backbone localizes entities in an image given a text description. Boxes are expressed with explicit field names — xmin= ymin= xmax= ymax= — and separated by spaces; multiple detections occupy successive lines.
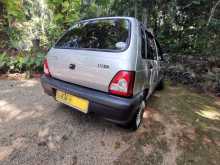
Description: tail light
xmin=44 ymin=58 xmax=51 ymax=77
xmin=109 ymin=71 xmax=135 ymax=97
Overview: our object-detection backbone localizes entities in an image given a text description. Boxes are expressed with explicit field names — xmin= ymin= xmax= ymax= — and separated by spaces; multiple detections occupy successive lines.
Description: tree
xmin=0 ymin=0 xmax=219 ymax=56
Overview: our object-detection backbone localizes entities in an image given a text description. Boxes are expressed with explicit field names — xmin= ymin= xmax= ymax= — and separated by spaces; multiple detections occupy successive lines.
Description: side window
xmin=141 ymin=28 xmax=146 ymax=59
xmin=146 ymin=33 xmax=157 ymax=60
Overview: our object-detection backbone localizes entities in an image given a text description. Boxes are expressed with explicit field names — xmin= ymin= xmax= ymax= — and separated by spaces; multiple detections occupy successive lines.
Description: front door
xmin=155 ymin=39 xmax=165 ymax=82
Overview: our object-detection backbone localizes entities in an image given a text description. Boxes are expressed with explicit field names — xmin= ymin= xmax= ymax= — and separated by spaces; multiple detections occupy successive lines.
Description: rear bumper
xmin=40 ymin=75 xmax=144 ymax=124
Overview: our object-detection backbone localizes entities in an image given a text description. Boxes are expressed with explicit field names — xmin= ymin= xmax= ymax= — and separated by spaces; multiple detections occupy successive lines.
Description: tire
xmin=122 ymin=100 xmax=145 ymax=131
xmin=156 ymin=79 xmax=164 ymax=90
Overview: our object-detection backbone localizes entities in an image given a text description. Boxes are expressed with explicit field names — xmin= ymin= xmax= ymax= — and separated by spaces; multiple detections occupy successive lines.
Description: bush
xmin=0 ymin=52 xmax=10 ymax=73
xmin=0 ymin=51 xmax=46 ymax=74
xmin=31 ymin=52 xmax=45 ymax=73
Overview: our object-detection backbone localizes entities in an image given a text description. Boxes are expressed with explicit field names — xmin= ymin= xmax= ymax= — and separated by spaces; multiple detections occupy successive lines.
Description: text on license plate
xmin=56 ymin=90 xmax=89 ymax=113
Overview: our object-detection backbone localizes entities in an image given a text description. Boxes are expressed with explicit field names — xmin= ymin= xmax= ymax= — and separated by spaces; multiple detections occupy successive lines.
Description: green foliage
xmin=0 ymin=52 xmax=10 ymax=72
xmin=3 ymin=0 xmax=25 ymax=21
xmin=32 ymin=52 xmax=45 ymax=72
xmin=48 ymin=0 xmax=81 ymax=27
xmin=0 ymin=0 xmax=219 ymax=73
xmin=1 ymin=0 xmax=53 ymax=50
xmin=0 ymin=51 xmax=45 ymax=73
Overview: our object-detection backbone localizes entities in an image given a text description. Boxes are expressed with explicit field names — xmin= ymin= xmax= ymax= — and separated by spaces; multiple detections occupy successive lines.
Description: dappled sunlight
xmin=38 ymin=127 xmax=50 ymax=138
xmin=15 ymin=111 xmax=36 ymax=120
xmin=150 ymin=85 xmax=220 ymax=123
xmin=0 ymin=146 xmax=14 ymax=161
xmin=143 ymin=107 xmax=157 ymax=119
xmin=0 ymin=89 xmax=16 ymax=95
xmin=143 ymin=110 xmax=151 ymax=119
xmin=153 ymin=93 xmax=161 ymax=98
xmin=0 ymin=100 xmax=21 ymax=122
xmin=196 ymin=105 xmax=220 ymax=120
xmin=18 ymin=80 xmax=38 ymax=87
xmin=169 ymin=86 xmax=182 ymax=91
xmin=0 ymin=99 xmax=42 ymax=122
xmin=0 ymin=137 xmax=26 ymax=161
xmin=0 ymin=80 xmax=47 ymax=123
xmin=167 ymin=89 xmax=187 ymax=97
xmin=34 ymin=104 xmax=50 ymax=112
xmin=214 ymin=100 xmax=220 ymax=106
xmin=0 ymin=107 xmax=42 ymax=122
xmin=0 ymin=100 xmax=8 ymax=107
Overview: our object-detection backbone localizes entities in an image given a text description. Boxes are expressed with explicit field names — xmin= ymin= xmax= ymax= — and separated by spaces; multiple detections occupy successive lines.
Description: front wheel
xmin=123 ymin=100 xmax=145 ymax=131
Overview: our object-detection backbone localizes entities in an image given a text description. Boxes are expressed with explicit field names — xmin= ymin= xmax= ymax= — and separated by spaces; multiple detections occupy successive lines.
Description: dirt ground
xmin=0 ymin=79 xmax=219 ymax=165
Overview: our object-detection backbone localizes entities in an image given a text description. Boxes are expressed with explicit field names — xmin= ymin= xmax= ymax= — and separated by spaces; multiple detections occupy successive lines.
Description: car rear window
xmin=55 ymin=19 xmax=131 ymax=51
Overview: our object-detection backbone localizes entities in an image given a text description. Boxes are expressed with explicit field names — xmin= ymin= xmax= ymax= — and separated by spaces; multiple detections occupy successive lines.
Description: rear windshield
xmin=55 ymin=19 xmax=131 ymax=51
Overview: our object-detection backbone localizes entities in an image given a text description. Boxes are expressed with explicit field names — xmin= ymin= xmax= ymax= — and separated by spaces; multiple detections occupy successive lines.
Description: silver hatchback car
xmin=41 ymin=16 xmax=166 ymax=130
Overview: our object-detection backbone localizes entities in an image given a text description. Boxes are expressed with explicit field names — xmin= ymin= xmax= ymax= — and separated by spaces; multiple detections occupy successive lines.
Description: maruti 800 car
xmin=41 ymin=17 xmax=166 ymax=130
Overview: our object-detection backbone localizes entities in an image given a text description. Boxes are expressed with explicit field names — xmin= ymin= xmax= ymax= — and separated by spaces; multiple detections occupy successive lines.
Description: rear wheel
xmin=122 ymin=100 xmax=145 ymax=131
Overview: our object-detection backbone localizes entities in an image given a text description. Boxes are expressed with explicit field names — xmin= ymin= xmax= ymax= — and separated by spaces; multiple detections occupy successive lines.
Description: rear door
xmin=139 ymin=26 xmax=151 ymax=89
xmin=145 ymin=31 xmax=159 ymax=96
xmin=47 ymin=18 xmax=131 ymax=93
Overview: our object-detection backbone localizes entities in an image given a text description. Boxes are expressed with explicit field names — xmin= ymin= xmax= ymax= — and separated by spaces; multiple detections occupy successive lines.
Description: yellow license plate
xmin=56 ymin=90 xmax=89 ymax=113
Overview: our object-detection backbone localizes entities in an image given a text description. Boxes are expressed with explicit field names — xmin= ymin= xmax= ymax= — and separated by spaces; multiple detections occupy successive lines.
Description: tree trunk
xmin=142 ymin=8 xmax=147 ymax=28
xmin=134 ymin=1 xmax=138 ymax=18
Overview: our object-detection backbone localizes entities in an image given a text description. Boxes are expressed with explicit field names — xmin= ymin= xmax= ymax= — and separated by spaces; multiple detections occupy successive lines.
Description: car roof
xmin=80 ymin=16 xmax=136 ymax=21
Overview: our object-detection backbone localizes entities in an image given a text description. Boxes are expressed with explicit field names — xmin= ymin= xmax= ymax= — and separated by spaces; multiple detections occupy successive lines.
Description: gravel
xmin=0 ymin=79 xmax=131 ymax=165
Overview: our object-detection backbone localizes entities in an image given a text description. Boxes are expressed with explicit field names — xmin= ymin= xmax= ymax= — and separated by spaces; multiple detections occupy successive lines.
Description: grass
xmin=149 ymin=82 xmax=220 ymax=165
